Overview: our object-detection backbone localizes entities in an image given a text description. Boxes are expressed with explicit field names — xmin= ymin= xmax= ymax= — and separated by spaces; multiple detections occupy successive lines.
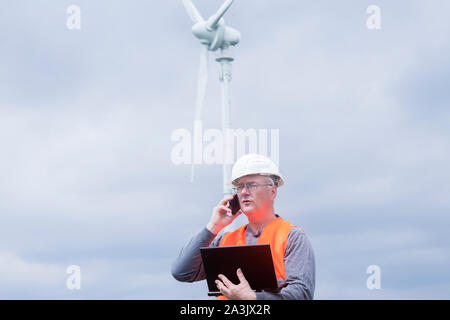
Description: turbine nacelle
xmin=182 ymin=0 xmax=240 ymax=51
xmin=192 ymin=20 xmax=240 ymax=51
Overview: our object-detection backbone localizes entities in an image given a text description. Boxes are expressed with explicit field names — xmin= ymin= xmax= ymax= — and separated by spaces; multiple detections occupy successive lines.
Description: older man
xmin=171 ymin=154 xmax=315 ymax=300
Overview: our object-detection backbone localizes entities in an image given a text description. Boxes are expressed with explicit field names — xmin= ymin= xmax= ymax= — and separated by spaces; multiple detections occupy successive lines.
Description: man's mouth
xmin=242 ymin=200 xmax=253 ymax=205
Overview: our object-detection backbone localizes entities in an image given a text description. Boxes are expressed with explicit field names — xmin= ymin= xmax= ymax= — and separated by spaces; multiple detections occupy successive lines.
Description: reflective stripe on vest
xmin=216 ymin=216 xmax=295 ymax=300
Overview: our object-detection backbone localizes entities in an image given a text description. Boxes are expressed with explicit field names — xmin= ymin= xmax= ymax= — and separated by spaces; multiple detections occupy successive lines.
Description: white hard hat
xmin=229 ymin=154 xmax=284 ymax=187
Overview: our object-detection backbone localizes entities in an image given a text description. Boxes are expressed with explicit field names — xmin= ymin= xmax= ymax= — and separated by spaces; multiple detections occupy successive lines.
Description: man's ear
xmin=270 ymin=186 xmax=277 ymax=200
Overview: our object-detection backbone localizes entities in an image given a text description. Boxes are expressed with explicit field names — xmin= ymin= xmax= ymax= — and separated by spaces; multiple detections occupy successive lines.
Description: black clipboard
xmin=200 ymin=244 xmax=278 ymax=296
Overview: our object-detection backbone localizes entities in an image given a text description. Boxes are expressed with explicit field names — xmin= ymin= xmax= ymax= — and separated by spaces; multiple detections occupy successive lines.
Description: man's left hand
xmin=215 ymin=268 xmax=257 ymax=300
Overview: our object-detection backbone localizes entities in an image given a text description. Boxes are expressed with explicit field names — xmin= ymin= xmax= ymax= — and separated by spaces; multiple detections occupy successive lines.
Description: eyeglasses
xmin=232 ymin=183 xmax=274 ymax=193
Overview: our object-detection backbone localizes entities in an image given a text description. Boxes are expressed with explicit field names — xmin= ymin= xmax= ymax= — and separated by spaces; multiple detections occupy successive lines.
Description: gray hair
xmin=265 ymin=175 xmax=280 ymax=187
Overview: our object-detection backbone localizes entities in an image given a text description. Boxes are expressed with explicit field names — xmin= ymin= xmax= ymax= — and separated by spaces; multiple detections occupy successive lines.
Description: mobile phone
xmin=228 ymin=194 xmax=241 ymax=215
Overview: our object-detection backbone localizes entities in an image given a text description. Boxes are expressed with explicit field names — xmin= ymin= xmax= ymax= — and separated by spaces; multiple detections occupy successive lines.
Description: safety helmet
xmin=229 ymin=154 xmax=284 ymax=187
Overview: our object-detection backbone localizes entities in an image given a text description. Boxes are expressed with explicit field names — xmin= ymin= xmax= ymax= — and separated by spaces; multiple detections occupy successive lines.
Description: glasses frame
xmin=232 ymin=182 xmax=275 ymax=194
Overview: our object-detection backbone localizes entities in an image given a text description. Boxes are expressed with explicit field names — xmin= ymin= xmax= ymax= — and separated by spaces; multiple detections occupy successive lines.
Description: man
xmin=171 ymin=154 xmax=315 ymax=300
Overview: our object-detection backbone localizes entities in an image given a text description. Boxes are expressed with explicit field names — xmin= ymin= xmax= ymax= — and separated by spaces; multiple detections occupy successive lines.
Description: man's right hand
xmin=206 ymin=194 xmax=242 ymax=235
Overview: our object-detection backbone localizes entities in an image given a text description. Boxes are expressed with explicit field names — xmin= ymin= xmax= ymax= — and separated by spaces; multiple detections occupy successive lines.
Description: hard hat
xmin=229 ymin=154 xmax=284 ymax=187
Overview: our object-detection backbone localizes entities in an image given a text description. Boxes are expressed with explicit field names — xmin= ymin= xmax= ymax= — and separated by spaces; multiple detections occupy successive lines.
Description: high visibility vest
xmin=216 ymin=216 xmax=295 ymax=300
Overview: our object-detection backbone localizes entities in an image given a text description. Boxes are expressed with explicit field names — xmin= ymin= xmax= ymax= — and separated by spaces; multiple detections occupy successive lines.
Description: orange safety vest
xmin=216 ymin=216 xmax=295 ymax=300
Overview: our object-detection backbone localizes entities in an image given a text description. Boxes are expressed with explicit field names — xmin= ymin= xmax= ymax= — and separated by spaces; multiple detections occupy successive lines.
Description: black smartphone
xmin=228 ymin=194 xmax=241 ymax=215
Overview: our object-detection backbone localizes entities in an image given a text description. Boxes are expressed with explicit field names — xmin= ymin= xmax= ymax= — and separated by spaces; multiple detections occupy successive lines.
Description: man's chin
xmin=241 ymin=205 xmax=255 ymax=214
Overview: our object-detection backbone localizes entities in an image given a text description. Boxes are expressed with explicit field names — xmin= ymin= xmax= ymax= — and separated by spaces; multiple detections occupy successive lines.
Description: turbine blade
xmin=182 ymin=0 xmax=204 ymax=23
xmin=195 ymin=44 xmax=208 ymax=121
xmin=191 ymin=44 xmax=209 ymax=182
xmin=207 ymin=0 xmax=234 ymax=30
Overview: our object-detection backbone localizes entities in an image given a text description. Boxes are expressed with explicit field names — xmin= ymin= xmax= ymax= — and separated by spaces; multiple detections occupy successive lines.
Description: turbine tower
xmin=181 ymin=0 xmax=240 ymax=195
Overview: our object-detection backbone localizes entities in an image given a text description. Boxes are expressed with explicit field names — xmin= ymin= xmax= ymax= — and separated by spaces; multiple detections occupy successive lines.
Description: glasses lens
xmin=235 ymin=183 xmax=266 ymax=193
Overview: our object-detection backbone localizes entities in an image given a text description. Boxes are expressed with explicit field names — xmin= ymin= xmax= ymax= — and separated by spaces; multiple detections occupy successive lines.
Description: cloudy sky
xmin=0 ymin=0 xmax=449 ymax=299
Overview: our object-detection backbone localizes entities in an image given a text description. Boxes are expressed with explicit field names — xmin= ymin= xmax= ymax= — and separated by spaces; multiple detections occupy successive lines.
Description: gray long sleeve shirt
xmin=171 ymin=218 xmax=315 ymax=300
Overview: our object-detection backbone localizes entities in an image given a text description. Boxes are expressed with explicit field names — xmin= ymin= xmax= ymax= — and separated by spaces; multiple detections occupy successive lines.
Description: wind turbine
xmin=181 ymin=0 xmax=240 ymax=195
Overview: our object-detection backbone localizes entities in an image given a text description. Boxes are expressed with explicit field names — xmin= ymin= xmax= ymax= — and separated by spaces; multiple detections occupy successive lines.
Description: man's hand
xmin=206 ymin=194 xmax=241 ymax=235
xmin=215 ymin=268 xmax=257 ymax=300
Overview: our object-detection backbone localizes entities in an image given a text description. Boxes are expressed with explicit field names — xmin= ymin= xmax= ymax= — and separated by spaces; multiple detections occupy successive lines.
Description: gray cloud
xmin=0 ymin=0 xmax=449 ymax=299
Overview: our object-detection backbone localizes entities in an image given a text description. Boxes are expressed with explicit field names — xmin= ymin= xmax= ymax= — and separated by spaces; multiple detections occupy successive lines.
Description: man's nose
xmin=240 ymin=185 xmax=250 ymax=195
